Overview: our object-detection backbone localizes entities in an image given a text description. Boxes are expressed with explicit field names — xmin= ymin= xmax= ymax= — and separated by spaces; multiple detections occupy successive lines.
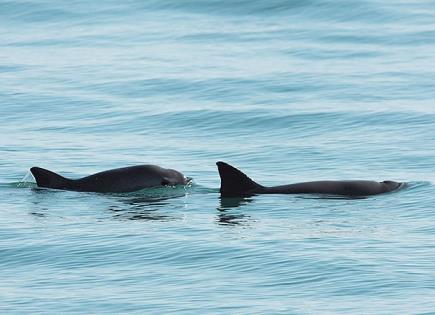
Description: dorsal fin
xmin=30 ymin=167 xmax=70 ymax=190
xmin=216 ymin=161 xmax=263 ymax=197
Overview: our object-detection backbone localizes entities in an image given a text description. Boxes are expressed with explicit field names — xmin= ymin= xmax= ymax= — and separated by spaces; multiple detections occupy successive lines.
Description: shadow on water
xmin=218 ymin=196 xmax=254 ymax=209
xmin=107 ymin=185 xmax=191 ymax=221
xmin=107 ymin=196 xmax=184 ymax=222
xmin=24 ymin=183 xmax=192 ymax=222
xmin=216 ymin=196 xmax=254 ymax=226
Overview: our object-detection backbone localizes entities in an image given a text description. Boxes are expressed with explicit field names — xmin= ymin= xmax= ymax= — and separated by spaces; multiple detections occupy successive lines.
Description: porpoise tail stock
xmin=30 ymin=165 xmax=188 ymax=193
xmin=216 ymin=161 xmax=404 ymax=197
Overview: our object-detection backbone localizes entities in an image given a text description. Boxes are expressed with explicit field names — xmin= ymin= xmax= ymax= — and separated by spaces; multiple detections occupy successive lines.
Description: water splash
xmin=16 ymin=170 xmax=36 ymax=188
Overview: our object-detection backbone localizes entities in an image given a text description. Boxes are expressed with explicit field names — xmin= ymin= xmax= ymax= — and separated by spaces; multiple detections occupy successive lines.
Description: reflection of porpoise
xmin=30 ymin=165 xmax=188 ymax=193
xmin=217 ymin=161 xmax=404 ymax=197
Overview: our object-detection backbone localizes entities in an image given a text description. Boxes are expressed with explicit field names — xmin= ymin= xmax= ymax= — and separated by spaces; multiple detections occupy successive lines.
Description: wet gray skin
xmin=30 ymin=165 xmax=188 ymax=193
xmin=216 ymin=161 xmax=404 ymax=197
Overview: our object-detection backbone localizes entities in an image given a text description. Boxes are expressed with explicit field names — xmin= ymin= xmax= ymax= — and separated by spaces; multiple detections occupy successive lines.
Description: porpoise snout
xmin=381 ymin=180 xmax=404 ymax=192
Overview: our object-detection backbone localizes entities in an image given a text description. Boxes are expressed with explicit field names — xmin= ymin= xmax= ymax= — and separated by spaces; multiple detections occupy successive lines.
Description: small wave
xmin=136 ymin=0 xmax=395 ymax=23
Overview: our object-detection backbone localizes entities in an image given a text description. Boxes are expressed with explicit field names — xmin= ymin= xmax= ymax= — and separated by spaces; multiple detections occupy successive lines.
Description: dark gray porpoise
xmin=30 ymin=165 xmax=188 ymax=193
xmin=216 ymin=161 xmax=404 ymax=197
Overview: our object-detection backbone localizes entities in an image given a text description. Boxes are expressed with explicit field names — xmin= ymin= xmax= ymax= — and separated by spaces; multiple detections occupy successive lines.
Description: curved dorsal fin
xmin=216 ymin=161 xmax=263 ymax=197
xmin=30 ymin=167 xmax=70 ymax=190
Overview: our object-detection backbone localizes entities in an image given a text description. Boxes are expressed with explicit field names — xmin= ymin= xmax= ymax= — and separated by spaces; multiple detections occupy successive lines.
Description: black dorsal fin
xmin=216 ymin=161 xmax=263 ymax=197
xmin=30 ymin=167 xmax=70 ymax=190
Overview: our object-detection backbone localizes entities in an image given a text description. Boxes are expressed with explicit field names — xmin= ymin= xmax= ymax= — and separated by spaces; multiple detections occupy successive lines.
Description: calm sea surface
xmin=1 ymin=1 xmax=435 ymax=314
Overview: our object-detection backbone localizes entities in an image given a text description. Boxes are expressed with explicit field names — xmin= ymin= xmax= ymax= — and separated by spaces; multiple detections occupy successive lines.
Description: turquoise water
xmin=2 ymin=1 xmax=435 ymax=313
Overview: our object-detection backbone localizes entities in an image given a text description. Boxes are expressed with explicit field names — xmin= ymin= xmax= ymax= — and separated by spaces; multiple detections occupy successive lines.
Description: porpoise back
xmin=216 ymin=161 xmax=403 ymax=197
xmin=30 ymin=165 xmax=187 ymax=193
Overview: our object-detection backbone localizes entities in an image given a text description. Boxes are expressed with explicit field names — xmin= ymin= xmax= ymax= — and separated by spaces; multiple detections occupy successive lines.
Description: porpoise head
xmin=164 ymin=168 xmax=189 ymax=185
xmin=380 ymin=180 xmax=403 ymax=193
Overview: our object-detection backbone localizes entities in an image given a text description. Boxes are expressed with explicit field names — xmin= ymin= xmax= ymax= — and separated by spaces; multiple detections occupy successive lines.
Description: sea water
xmin=1 ymin=1 xmax=435 ymax=314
